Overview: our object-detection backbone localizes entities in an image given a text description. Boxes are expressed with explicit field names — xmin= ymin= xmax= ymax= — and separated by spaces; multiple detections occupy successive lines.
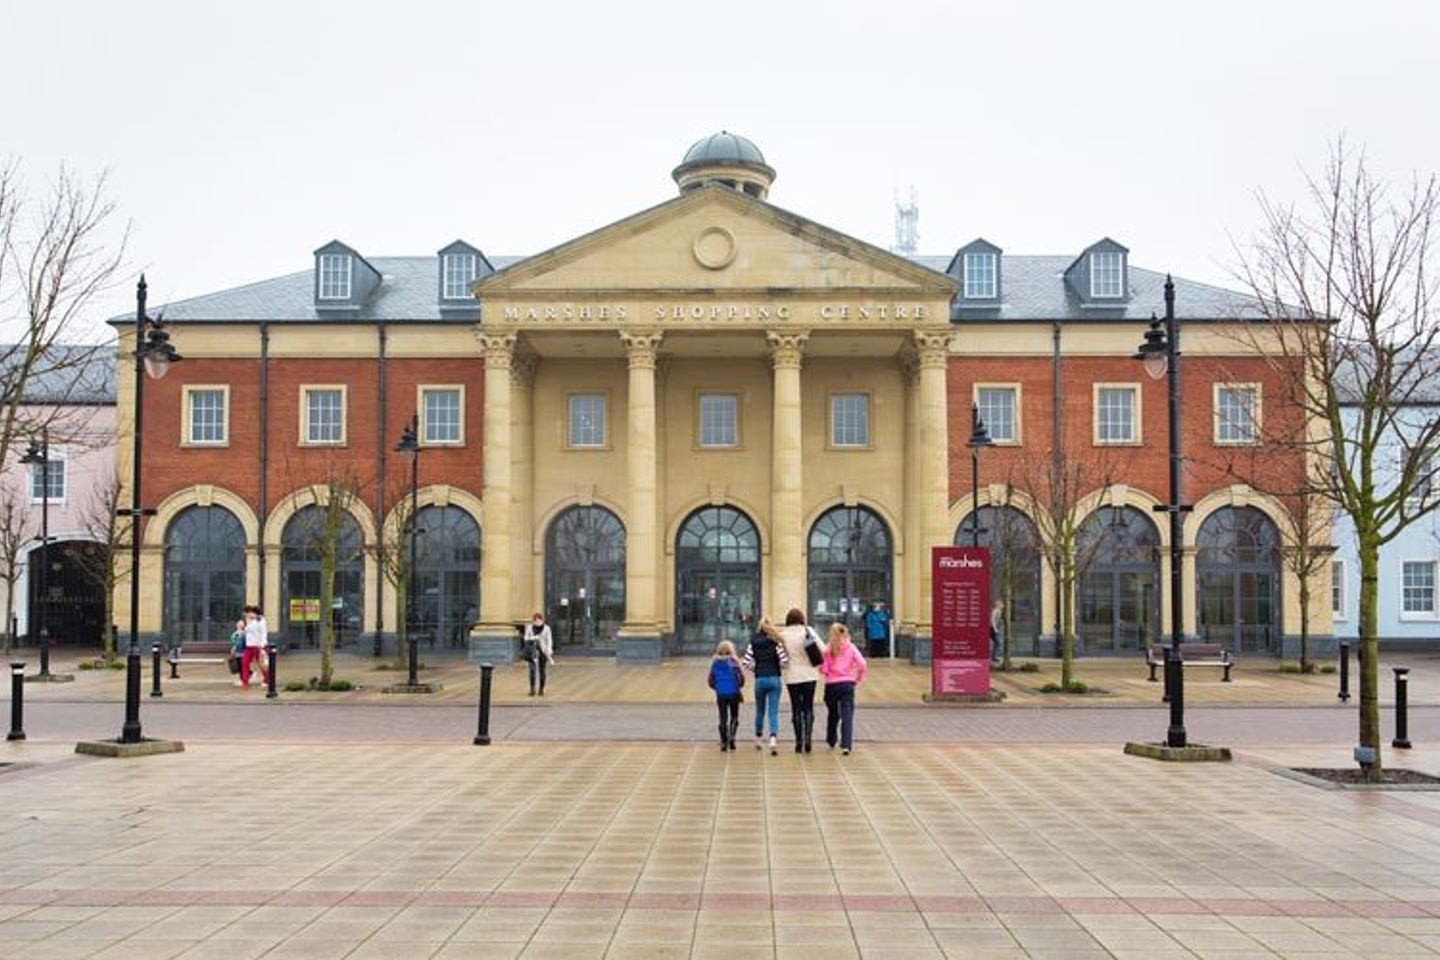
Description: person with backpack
xmin=742 ymin=618 xmax=789 ymax=755
xmin=707 ymin=640 xmax=744 ymax=750
xmin=521 ymin=612 xmax=554 ymax=697
xmin=763 ymin=608 xmax=822 ymax=754
xmin=819 ymin=622 xmax=867 ymax=755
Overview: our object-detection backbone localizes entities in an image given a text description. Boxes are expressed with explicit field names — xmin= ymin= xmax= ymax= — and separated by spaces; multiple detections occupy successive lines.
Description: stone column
xmin=900 ymin=350 xmax=922 ymax=657
xmin=617 ymin=331 xmax=664 ymax=661
xmin=472 ymin=331 xmax=517 ymax=661
xmin=510 ymin=349 xmax=537 ymax=621
xmin=767 ymin=331 xmax=808 ymax=612
xmin=913 ymin=331 xmax=953 ymax=657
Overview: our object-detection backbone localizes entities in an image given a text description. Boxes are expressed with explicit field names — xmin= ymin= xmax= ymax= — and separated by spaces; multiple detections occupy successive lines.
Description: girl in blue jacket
xmin=708 ymin=640 xmax=744 ymax=750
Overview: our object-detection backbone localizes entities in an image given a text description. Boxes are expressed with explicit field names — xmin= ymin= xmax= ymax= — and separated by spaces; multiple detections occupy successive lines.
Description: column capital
xmin=476 ymin=332 xmax=517 ymax=369
xmin=509 ymin=346 xmax=538 ymax=389
xmin=913 ymin=330 xmax=953 ymax=369
xmin=619 ymin=331 xmax=665 ymax=370
xmin=766 ymin=330 xmax=809 ymax=369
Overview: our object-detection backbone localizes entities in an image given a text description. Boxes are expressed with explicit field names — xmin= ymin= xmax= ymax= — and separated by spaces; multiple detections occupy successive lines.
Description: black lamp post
xmin=122 ymin=275 xmax=180 ymax=744
xmin=1135 ymin=276 xmax=1188 ymax=748
xmin=967 ymin=403 xmax=994 ymax=547
xmin=19 ymin=430 xmax=50 ymax=678
xmin=395 ymin=415 xmax=420 ymax=688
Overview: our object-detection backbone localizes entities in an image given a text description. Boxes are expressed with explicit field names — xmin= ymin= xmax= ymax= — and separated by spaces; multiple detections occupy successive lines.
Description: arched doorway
xmin=27 ymin=539 xmax=105 ymax=646
xmin=1197 ymin=506 xmax=1281 ymax=654
xmin=163 ymin=505 xmax=247 ymax=644
xmin=956 ymin=506 xmax=1042 ymax=655
xmin=675 ymin=506 xmax=760 ymax=653
xmin=807 ymin=506 xmax=892 ymax=642
xmin=280 ymin=506 xmax=364 ymax=649
xmin=545 ymin=505 xmax=626 ymax=651
xmin=410 ymin=505 xmax=481 ymax=650
xmin=1077 ymin=506 xmax=1161 ymax=653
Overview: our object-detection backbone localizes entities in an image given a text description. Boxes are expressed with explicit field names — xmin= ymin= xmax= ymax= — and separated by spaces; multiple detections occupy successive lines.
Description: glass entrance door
xmin=1080 ymin=570 xmax=1157 ymax=652
xmin=549 ymin=567 xmax=625 ymax=650
xmin=674 ymin=507 xmax=762 ymax=655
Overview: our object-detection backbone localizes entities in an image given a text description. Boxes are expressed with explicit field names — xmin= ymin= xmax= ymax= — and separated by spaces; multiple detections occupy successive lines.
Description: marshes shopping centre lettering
xmin=497 ymin=302 xmax=933 ymax=324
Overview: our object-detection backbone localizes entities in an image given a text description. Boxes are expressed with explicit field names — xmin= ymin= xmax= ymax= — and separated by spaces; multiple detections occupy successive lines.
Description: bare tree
xmin=369 ymin=477 xmax=415 ymax=670
xmin=0 ymin=486 xmax=29 ymax=654
xmin=972 ymin=483 xmax=1034 ymax=672
xmin=285 ymin=470 xmax=364 ymax=688
xmin=1232 ymin=142 xmax=1439 ymax=779
xmin=73 ymin=470 xmax=129 ymax=662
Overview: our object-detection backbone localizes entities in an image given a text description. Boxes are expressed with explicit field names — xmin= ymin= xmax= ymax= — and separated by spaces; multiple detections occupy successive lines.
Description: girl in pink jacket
xmin=819 ymin=622 xmax=867 ymax=754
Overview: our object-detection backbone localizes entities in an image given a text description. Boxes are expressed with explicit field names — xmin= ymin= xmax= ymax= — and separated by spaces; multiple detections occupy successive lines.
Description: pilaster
xmin=617 ymin=331 xmax=664 ymax=661
xmin=472 ymin=331 xmax=517 ymax=662
xmin=510 ymin=348 xmax=537 ymax=621
xmin=767 ymin=330 xmax=808 ymax=613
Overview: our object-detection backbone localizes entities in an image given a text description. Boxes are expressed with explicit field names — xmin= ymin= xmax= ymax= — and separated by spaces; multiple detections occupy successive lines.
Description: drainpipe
xmin=258 ymin=323 xmax=270 ymax=610
xmin=1051 ymin=320 xmax=1062 ymax=658
xmin=374 ymin=322 xmax=387 ymax=656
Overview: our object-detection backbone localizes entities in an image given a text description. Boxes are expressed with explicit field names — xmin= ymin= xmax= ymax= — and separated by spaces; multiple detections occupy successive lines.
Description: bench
xmin=167 ymin=642 xmax=233 ymax=679
xmin=1145 ymin=643 xmax=1234 ymax=682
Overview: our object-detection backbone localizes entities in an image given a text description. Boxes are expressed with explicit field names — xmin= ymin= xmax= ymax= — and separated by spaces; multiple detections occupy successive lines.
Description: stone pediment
xmin=477 ymin=185 xmax=955 ymax=299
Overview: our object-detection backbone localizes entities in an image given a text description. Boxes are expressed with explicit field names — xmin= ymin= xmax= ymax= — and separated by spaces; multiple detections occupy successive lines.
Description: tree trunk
xmin=102 ymin=573 xmax=115 ymax=661
xmin=1358 ymin=538 xmax=1382 ymax=779
xmin=1060 ymin=572 xmax=1074 ymax=689
xmin=1297 ymin=571 xmax=1311 ymax=673
xmin=1001 ymin=590 xmax=1014 ymax=671
xmin=319 ymin=549 xmax=335 ymax=687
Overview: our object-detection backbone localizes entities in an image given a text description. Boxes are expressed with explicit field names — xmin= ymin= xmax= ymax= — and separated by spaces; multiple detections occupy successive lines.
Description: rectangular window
xmin=302 ymin=387 xmax=345 ymax=445
xmin=28 ymin=452 xmax=65 ymax=503
xmin=1215 ymin=384 xmax=1260 ymax=444
xmin=442 ymin=253 xmax=477 ymax=300
xmin=186 ymin=387 xmax=228 ymax=445
xmin=568 ymin=393 xmax=606 ymax=448
xmin=975 ymin=385 xmax=1018 ymax=444
xmin=1402 ymin=560 xmax=1437 ymax=616
xmin=1090 ymin=251 xmax=1124 ymax=298
xmin=1094 ymin=385 xmax=1138 ymax=444
xmin=421 ymin=387 xmax=463 ymax=445
xmin=318 ymin=253 xmax=351 ymax=300
xmin=698 ymin=393 xmax=738 ymax=448
xmin=1331 ymin=558 xmax=1347 ymax=620
xmin=963 ymin=252 xmax=996 ymax=299
xmin=830 ymin=393 xmax=870 ymax=448
xmin=1404 ymin=443 xmax=1435 ymax=506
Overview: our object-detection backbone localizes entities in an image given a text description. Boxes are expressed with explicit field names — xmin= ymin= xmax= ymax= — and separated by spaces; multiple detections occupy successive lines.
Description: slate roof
xmin=109 ymin=252 xmax=1261 ymax=325
xmin=1 ymin=344 xmax=116 ymax=404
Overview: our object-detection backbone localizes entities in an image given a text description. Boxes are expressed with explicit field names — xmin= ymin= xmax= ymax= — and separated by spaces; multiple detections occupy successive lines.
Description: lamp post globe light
xmin=18 ymin=431 xmax=51 ymax=678
xmin=121 ymin=275 xmax=180 ymax=744
xmin=966 ymin=403 xmax=994 ymax=548
xmin=1133 ymin=276 xmax=1189 ymax=750
xmin=395 ymin=416 xmax=421 ymax=688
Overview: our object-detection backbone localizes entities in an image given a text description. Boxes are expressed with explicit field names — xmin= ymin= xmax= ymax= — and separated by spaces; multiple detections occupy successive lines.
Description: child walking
xmin=708 ymin=641 xmax=744 ymax=751
xmin=819 ymin=622 xmax=867 ymax=755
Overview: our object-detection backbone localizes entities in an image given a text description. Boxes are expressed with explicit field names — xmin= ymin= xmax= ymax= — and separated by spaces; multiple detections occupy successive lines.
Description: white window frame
xmin=1214 ymin=382 xmax=1262 ymax=445
xmin=1331 ymin=557 xmax=1347 ymax=621
xmin=567 ymin=392 xmax=608 ymax=449
xmin=28 ymin=446 xmax=67 ymax=505
xmin=696 ymin=392 xmax=740 ymax=449
xmin=442 ymin=253 xmax=477 ymax=301
xmin=1092 ymin=383 xmax=1141 ymax=445
xmin=962 ymin=252 xmax=997 ymax=299
xmin=1402 ymin=442 xmax=1436 ymax=508
xmin=973 ymin=383 xmax=1021 ymax=445
xmin=1089 ymin=250 xmax=1125 ymax=299
xmin=182 ymin=385 xmax=230 ymax=447
xmin=1400 ymin=558 xmax=1439 ymax=620
xmin=418 ymin=385 xmax=465 ymax=446
xmin=318 ymin=253 xmax=352 ymax=300
xmin=300 ymin=385 xmax=347 ymax=446
xmin=828 ymin=392 xmax=872 ymax=449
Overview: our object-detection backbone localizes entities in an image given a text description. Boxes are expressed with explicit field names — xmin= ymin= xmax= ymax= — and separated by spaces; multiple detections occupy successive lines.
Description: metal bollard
xmin=265 ymin=646 xmax=277 ymax=700
xmin=150 ymin=643 xmax=163 ymax=698
xmin=1338 ymin=641 xmax=1351 ymax=702
xmin=7 ymin=661 xmax=25 ymax=741
xmin=1393 ymin=665 xmax=1412 ymax=749
xmin=473 ymin=662 xmax=493 ymax=746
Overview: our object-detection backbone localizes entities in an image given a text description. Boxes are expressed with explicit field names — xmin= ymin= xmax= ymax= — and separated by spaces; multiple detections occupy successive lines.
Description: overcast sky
xmin=5 ymin=0 xmax=1437 ymax=337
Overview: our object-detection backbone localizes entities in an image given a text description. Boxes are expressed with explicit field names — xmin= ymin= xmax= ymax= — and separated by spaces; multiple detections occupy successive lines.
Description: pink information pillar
xmin=931 ymin=547 xmax=992 ymax=696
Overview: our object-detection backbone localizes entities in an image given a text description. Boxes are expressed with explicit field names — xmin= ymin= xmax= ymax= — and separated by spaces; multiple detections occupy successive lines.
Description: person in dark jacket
xmin=742 ymin=619 xmax=789 ymax=755
xmin=708 ymin=640 xmax=744 ymax=750
xmin=863 ymin=601 xmax=891 ymax=658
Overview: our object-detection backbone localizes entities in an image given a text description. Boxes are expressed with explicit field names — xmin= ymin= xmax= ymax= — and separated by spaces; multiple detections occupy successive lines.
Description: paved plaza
xmin=4 ymin=651 xmax=1440 ymax=957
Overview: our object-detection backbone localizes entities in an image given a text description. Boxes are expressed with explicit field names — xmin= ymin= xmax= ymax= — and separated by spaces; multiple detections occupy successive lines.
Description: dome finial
xmin=673 ymin=131 xmax=775 ymax=199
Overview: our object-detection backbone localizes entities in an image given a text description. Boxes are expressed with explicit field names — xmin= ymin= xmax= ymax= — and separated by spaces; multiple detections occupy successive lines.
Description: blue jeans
xmin=753 ymin=676 xmax=782 ymax=736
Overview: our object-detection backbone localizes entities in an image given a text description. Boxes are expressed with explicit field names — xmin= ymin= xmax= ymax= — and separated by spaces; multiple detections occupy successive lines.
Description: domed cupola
xmin=672 ymin=131 xmax=775 ymax=199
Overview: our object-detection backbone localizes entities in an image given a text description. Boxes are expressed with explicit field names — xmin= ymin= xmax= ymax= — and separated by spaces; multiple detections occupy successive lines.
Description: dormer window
xmin=318 ymin=253 xmax=352 ymax=300
xmin=963 ymin=252 xmax=997 ymax=299
xmin=1090 ymin=250 xmax=1125 ymax=298
xmin=442 ymin=253 xmax=478 ymax=300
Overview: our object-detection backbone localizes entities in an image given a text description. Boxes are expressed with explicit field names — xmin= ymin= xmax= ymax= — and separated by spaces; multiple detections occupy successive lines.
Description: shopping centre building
xmin=112 ymin=132 xmax=1328 ymax=661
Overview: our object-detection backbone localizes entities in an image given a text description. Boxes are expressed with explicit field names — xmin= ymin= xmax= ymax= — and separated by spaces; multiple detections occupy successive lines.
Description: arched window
xmin=807 ymin=506 xmax=892 ymax=649
xmin=675 ymin=506 xmax=760 ymax=652
xmin=163 ymin=505 xmax=247 ymax=644
xmin=409 ymin=505 xmax=481 ymax=649
xmin=280 ymin=506 xmax=365 ymax=648
xmin=1197 ymin=506 xmax=1281 ymax=653
xmin=545 ymin=506 xmax=626 ymax=650
xmin=956 ymin=506 xmax=1042 ymax=654
xmin=1077 ymin=506 xmax=1161 ymax=653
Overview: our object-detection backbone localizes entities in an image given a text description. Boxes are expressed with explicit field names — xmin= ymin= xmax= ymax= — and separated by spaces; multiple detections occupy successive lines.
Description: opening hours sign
xmin=931 ymin=546 xmax=991 ymax=696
